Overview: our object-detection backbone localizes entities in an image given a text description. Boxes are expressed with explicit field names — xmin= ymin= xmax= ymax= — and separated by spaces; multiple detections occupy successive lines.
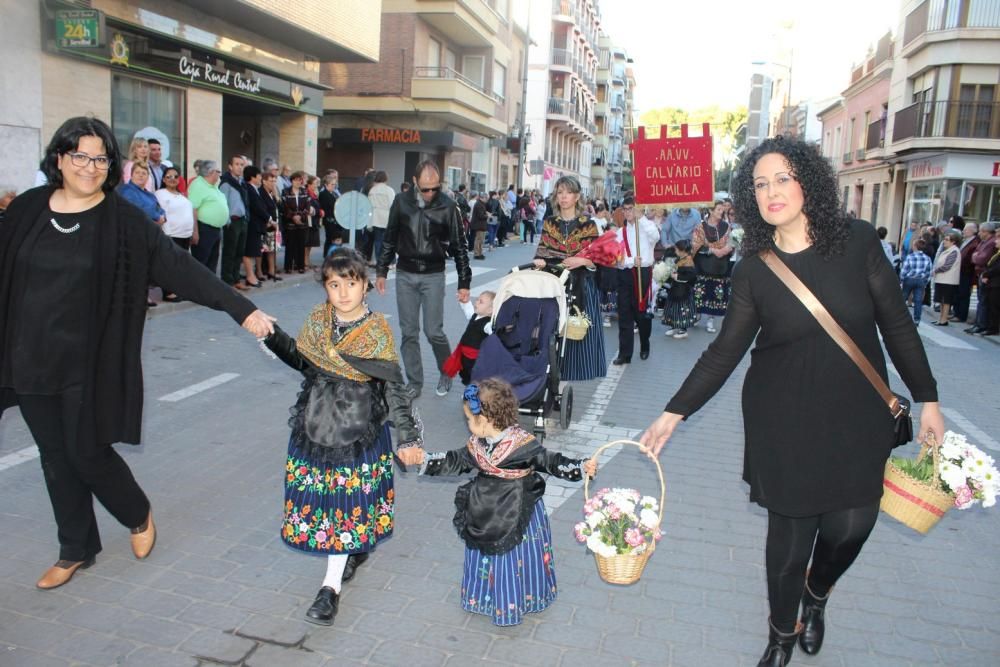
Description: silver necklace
xmin=50 ymin=217 xmax=80 ymax=234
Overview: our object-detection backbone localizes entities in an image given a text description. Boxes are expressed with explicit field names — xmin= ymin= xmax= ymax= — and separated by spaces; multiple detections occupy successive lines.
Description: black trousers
xmin=191 ymin=222 xmax=222 ymax=275
xmin=221 ymin=217 xmax=247 ymax=284
xmin=954 ymin=271 xmax=974 ymax=322
xmin=17 ymin=390 xmax=150 ymax=562
xmin=616 ymin=266 xmax=652 ymax=359
xmin=766 ymin=501 xmax=879 ymax=633
xmin=283 ymin=226 xmax=308 ymax=272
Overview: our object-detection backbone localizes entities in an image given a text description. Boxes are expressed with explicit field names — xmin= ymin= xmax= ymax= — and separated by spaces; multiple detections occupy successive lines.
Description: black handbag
xmin=760 ymin=251 xmax=914 ymax=448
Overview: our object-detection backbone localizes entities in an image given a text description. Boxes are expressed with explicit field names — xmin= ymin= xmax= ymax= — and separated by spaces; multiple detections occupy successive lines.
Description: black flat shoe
xmin=640 ymin=349 xmax=649 ymax=360
xmin=305 ymin=587 xmax=339 ymax=626
xmin=965 ymin=326 xmax=983 ymax=334
xmin=341 ymin=553 xmax=369 ymax=583
xmin=612 ymin=357 xmax=631 ymax=365
xmin=271 ymin=274 xmax=283 ymax=281
xmin=930 ymin=321 xmax=948 ymax=326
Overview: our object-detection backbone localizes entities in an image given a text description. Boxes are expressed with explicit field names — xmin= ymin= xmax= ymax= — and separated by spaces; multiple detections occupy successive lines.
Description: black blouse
xmin=8 ymin=201 xmax=105 ymax=393
xmin=665 ymin=220 xmax=937 ymax=516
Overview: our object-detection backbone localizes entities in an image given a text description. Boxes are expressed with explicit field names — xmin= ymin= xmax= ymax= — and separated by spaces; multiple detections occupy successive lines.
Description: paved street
xmin=1 ymin=243 xmax=999 ymax=667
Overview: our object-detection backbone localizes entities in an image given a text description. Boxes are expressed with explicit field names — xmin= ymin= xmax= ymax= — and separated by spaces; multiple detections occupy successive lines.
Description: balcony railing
xmin=413 ymin=67 xmax=501 ymax=104
xmin=866 ymin=119 xmax=884 ymax=150
xmin=552 ymin=0 xmax=576 ymax=20
xmin=892 ymin=100 xmax=1000 ymax=142
xmin=904 ymin=0 xmax=1000 ymax=44
xmin=551 ymin=48 xmax=573 ymax=67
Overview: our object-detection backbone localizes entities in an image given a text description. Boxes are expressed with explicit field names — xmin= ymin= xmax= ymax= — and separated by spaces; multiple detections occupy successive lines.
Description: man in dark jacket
xmin=470 ymin=192 xmax=489 ymax=259
xmin=375 ymin=161 xmax=471 ymax=397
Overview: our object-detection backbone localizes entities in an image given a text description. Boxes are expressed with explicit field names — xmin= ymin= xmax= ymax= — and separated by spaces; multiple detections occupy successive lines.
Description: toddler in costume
xmin=262 ymin=248 xmax=421 ymax=626
xmin=442 ymin=291 xmax=495 ymax=385
xmin=662 ymin=239 xmax=697 ymax=339
xmin=397 ymin=378 xmax=597 ymax=626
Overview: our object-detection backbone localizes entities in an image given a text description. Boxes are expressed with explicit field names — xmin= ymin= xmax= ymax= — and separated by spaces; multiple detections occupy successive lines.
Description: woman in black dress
xmin=640 ymin=137 xmax=945 ymax=667
xmin=0 ymin=117 xmax=276 ymax=590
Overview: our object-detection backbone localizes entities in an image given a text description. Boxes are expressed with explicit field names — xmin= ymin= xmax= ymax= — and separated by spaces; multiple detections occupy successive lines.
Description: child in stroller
xmin=442 ymin=291 xmax=495 ymax=385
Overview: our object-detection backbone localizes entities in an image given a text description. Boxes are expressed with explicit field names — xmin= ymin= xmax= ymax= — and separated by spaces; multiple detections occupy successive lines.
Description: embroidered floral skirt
xmin=460 ymin=499 xmax=557 ymax=627
xmin=664 ymin=295 xmax=697 ymax=329
xmin=282 ymin=424 xmax=394 ymax=555
xmin=693 ymin=275 xmax=731 ymax=316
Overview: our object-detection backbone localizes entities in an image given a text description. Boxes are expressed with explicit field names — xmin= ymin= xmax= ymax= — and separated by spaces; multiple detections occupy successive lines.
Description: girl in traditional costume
xmin=397 ymin=378 xmax=596 ymax=626
xmin=263 ymin=248 xmax=421 ymax=626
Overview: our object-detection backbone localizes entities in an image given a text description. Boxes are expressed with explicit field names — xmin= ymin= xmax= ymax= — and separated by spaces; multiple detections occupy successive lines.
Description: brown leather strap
xmin=759 ymin=250 xmax=903 ymax=417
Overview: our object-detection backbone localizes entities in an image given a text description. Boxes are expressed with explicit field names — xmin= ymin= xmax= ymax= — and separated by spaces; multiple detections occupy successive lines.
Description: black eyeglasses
xmin=66 ymin=151 xmax=112 ymax=170
xmin=419 ymin=186 xmax=442 ymax=194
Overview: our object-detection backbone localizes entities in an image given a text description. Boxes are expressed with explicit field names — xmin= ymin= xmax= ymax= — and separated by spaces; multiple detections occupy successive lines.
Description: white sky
xmin=599 ymin=0 xmax=901 ymax=113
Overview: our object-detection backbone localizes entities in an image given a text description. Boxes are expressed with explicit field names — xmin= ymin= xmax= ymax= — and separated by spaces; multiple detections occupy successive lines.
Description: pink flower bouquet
xmin=574 ymin=487 xmax=662 ymax=558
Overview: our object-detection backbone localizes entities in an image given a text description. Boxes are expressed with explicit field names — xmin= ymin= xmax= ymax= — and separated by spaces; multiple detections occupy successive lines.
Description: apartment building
xmin=591 ymin=35 xmax=630 ymax=202
xmin=2 ymin=0 xmax=375 ymax=189
xmin=319 ymin=0 xmax=527 ymax=192
xmin=886 ymin=0 xmax=1000 ymax=229
xmin=524 ymin=0 xmax=600 ymax=196
xmin=819 ymin=0 xmax=1000 ymax=242
xmin=817 ymin=32 xmax=895 ymax=228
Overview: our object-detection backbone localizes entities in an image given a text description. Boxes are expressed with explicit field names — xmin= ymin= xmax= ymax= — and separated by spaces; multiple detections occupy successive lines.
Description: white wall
xmin=0 ymin=1 xmax=44 ymax=191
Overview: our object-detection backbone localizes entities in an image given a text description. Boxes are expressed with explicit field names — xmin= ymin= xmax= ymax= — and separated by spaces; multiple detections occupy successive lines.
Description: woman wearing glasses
xmin=0 ymin=117 xmax=277 ymax=591
xmin=640 ymin=137 xmax=943 ymax=666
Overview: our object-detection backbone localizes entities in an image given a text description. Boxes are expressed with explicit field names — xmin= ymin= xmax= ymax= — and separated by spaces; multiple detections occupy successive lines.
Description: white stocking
xmin=322 ymin=554 xmax=348 ymax=593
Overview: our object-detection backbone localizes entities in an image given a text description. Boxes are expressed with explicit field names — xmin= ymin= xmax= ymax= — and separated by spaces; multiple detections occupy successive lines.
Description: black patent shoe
xmin=305 ymin=586 xmax=339 ymax=626
xmin=799 ymin=582 xmax=830 ymax=655
xmin=341 ymin=553 xmax=369 ymax=583
xmin=757 ymin=620 xmax=801 ymax=667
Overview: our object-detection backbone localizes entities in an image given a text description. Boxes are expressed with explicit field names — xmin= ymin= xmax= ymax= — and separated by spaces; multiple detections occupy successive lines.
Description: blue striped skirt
xmin=281 ymin=424 xmax=394 ymax=555
xmin=460 ymin=499 xmax=558 ymax=627
xmin=562 ymin=274 xmax=607 ymax=381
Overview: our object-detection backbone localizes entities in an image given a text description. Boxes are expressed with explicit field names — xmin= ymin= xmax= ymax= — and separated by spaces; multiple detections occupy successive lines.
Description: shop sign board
xmin=56 ymin=9 xmax=104 ymax=48
xmin=630 ymin=124 xmax=714 ymax=207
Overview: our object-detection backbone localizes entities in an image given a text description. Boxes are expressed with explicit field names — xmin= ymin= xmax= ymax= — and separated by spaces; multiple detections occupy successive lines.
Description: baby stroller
xmin=471 ymin=266 xmax=574 ymax=441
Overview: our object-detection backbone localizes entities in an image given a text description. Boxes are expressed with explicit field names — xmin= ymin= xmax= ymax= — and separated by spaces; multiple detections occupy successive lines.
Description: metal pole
xmin=515 ymin=8 xmax=531 ymax=192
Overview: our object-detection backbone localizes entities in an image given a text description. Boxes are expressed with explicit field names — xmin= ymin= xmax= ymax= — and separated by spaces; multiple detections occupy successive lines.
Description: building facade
xmin=1 ymin=0 xmax=378 ymax=191
xmin=819 ymin=0 xmax=1000 ymax=243
xmin=817 ymin=31 xmax=895 ymax=228
xmin=320 ymin=0 xmax=527 ymax=193
xmin=590 ymin=35 xmax=630 ymax=202
xmin=524 ymin=0 xmax=599 ymax=197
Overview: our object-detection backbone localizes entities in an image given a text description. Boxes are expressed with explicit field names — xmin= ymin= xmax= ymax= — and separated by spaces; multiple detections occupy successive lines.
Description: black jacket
xmin=470 ymin=200 xmax=489 ymax=232
xmin=376 ymin=189 xmax=471 ymax=288
xmin=0 ymin=186 xmax=256 ymax=449
xmin=246 ymin=184 xmax=272 ymax=236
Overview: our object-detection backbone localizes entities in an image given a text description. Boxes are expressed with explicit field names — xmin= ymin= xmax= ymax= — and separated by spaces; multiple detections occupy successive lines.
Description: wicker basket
xmin=583 ymin=440 xmax=665 ymax=585
xmin=880 ymin=435 xmax=953 ymax=534
xmin=565 ymin=305 xmax=591 ymax=341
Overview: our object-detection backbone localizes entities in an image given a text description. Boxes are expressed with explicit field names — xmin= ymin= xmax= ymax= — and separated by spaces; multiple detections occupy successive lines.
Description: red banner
xmin=630 ymin=123 xmax=714 ymax=207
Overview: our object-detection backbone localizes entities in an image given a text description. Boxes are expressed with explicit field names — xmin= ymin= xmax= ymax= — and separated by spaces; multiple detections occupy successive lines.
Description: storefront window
xmin=907 ymin=179 xmax=944 ymax=226
xmin=961 ymin=183 xmax=1000 ymax=223
xmin=112 ymin=75 xmax=185 ymax=175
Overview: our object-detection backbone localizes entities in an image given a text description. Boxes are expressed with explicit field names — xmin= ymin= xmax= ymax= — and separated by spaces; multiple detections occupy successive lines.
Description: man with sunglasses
xmin=375 ymin=160 xmax=471 ymax=398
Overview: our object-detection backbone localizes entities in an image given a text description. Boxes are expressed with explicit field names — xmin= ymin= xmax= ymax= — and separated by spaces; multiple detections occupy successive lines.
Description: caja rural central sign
xmin=630 ymin=123 xmax=714 ymax=207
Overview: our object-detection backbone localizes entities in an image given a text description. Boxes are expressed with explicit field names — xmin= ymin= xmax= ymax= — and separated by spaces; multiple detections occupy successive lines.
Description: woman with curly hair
xmin=639 ymin=137 xmax=944 ymax=667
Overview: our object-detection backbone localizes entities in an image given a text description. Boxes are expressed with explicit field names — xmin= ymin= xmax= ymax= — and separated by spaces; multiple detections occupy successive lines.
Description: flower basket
xmin=580 ymin=440 xmax=665 ymax=585
xmin=881 ymin=435 xmax=953 ymax=534
xmin=565 ymin=305 xmax=591 ymax=341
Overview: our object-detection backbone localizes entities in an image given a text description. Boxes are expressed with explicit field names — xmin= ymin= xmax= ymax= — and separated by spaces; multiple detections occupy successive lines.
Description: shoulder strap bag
xmin=759 ymin=250 xmax=913 ymax=448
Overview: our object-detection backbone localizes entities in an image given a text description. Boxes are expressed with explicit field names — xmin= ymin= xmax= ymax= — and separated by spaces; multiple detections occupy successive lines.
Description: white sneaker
xmin=664 ymin=328 xmax=678 ymax=336
xmin=672 ymin=330 xmax=688 ymax=339
xmin=706 ymin=318 xmax=716 ymax=334
xmin=435 ymin=374 xmax=452 ymax=396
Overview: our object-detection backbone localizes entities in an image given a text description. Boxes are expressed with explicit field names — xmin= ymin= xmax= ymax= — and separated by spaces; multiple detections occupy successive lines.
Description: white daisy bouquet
xmin=890 ymin=431 xmax=999 ymax=510
xmin=728 ymin=226 xmax=745 ymax=249
xmin=574 ymin=487 xmax=663 ymax=557
xmin=652 ymin=259 xmax=676 ymax=286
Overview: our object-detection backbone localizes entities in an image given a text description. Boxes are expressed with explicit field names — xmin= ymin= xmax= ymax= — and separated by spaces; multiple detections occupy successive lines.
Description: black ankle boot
xmin=757 ymin=620 xmax=801 ymax=667
xmin=305 ymin=587 xmax=339 ymax=626
xmin=341 ymin=552 xmax=369 ymax=583
xmin=799 ymin=582 xmax=830 ymax=655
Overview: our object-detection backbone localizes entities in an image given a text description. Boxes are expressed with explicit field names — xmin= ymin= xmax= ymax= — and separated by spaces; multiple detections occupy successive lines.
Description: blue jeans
xmin=975 ymin=285 xmax=990 ymax=329
xmin=371 ymin=227 xmax=386 ymax=265
xmin=486 ymin=223 xmax=498 ymax=247
xmin=901 ymin=278 xmax=926 ymax=323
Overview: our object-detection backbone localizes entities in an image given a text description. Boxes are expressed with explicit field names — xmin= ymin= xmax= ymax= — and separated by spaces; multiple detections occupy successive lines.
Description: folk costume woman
xmin=397 ymin=379 xmax=596 ymax=627
xmin=262 ymin=248 xmax=421 ymax=626
xmin=691 ymin=201 xmax=735 ymax=333
xmin=532 ymin=175 xmax=607 ymax=381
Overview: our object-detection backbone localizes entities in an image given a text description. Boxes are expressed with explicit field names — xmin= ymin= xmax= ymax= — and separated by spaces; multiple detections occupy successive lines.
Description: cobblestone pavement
xmin=1 ymin=242 xmax=998 ymax=666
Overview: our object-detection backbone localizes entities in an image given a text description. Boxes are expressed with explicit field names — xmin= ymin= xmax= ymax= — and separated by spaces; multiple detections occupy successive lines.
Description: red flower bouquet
xmin=577 ymin=231 xmax=622 ymax=267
